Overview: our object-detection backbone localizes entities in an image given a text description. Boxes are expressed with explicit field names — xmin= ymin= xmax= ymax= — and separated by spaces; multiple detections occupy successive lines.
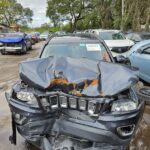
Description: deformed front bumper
xmin=0 ymin=46 xmax=22 ymax=52
xmin=5 ymin=92 xmax=145 ymax=149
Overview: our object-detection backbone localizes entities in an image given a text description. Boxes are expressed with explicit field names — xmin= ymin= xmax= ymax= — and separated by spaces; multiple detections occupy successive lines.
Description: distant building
xmin=10 ymin=24 xmax=20 ymax=32
xmin=0 ymin=24 xmax=9 ymax=33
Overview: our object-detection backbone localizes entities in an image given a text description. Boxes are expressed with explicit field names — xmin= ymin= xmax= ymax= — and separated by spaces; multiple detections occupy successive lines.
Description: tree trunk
xmin=72 ymin=20 xmax=77 ymax=33
xmin=145 ymin=8 xmax=150 ymax=31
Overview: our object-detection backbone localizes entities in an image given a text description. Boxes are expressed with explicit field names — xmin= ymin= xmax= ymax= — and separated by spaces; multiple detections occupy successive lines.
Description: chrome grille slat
xmin=37 ymin=93 xmax=104 ymax=116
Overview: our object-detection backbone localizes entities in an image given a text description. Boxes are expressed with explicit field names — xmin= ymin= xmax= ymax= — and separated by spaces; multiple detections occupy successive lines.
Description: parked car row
xmin=0 ymin=31 xmax=52 ymax=55
xmin=125 ymin=32 xmax=150 ymax=43
xmin=87 ymin=29 xmax=150 ymax=84
xmin=28 ymin=32 xmax=40 ymax=44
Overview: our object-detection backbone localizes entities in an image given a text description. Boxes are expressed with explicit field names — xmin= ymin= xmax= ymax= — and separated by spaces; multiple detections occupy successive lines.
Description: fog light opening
xmin=60 ymin=96 xmax=68 ymax=108
xmin=14 ymin=113 xmax=27 ymax=125
xmin=50 ymin=95 xmax=58 ymax=109
xmin=69 ymin=98 xmax=77 ymax=109
xmin=79 ymin=99 xmax=87 ymax=111
xmin=117 ymin=124 xmax=135 ymax=137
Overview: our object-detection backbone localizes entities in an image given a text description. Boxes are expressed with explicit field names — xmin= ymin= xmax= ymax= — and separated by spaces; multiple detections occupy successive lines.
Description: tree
xmin=0 ymin=0 xmax=33 ymax=26
xmin=46 ymin=0 xmax=93 ymax=32
xmin=97 ymin=0 xmax=113 ymax=28
xmin=121 ymin=0 xmax=150 ymax=31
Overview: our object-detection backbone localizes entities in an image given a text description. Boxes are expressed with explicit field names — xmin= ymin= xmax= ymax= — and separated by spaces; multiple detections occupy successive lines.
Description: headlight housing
xmin=129 ymin=87 xmax=139 ymax=103
xmin=0 ymin=42 xmax=4 ymax=47
xmin=16 ymin=91 xmax=39 ymax=107
xmin=111 ymin=99 xmax=137 ymax=112
xmin=111 ymin=86 xmax=139 ymax=112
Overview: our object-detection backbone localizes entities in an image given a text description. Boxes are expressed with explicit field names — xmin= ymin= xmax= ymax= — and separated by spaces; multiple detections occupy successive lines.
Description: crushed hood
xmin=19 ymin=57 xmax=139 ymax=97
xmin=0 ymin=33 xmax=24 ymax=43
xmin=0 ymin=37 xmax=23 ymax=43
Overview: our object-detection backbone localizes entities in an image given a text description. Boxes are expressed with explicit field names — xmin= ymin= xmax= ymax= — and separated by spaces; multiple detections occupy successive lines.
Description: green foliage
xmin=46 ymin=0 xmax=150 ymax=32
xmin=46 ymin=0 xmax=93 ymax=32
xmin=0 ymin=0 xmax=33 ymax=26
xmin=1 ymin=0 xmax=149 ymax=32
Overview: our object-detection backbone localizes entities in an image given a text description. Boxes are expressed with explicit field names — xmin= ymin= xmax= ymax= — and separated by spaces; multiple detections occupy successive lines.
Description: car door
xmin=24 ymin=34 xmax=31 ymax=49
xmin=130 ymin=45 xmax=150 ymax=83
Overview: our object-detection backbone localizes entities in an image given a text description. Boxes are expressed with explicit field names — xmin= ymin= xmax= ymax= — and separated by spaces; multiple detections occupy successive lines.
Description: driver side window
xmin=143 ymin=47 xmax=150 ymax=55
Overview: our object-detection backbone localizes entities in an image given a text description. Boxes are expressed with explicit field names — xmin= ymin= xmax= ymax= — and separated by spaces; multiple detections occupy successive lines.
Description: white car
xmin=39 ymin=32 xmax=49 ymax=40
xmin=90 ymin=29 xmax=134 ymax=57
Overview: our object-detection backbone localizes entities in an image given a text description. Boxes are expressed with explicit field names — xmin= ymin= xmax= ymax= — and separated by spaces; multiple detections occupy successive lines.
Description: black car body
xmin=6 ymin=34 xmax=145 ymax=150
xmin=0 ymin=33 xmax=32 ymax=54
xmin=126 ymin=32 xmax=150 ymax=43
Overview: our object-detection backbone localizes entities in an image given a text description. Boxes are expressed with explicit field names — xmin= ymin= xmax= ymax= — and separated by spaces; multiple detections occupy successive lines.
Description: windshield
xmin=142 ymin=34 xmax=150 ymax=40
xmin=100 ymin=32 xmax=126 ymax=40
xmin=41 ymin=42 xmax=111 ymax=62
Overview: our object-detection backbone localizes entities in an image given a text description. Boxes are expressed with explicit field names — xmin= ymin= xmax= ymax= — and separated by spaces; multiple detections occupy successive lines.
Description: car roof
xmin=127 ymin=32 xmax=150 ymax=35
xmin=48 ymin=34 xmax=103 ymax=44
xmin=90 ymin=29 xmax=120 ymax=33
xmin=130 ymin=40 xmax=150 ymax=52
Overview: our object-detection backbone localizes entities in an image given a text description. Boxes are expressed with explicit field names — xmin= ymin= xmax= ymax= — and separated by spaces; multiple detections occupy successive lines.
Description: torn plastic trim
xmin=9 ymin=114 xmax=17 ymax=145
xmin=6 ymin=93 xmax=145 ymax=149
xmin=11 ymin=81 xmax=141 ymax=117
xmin=10 ymin=91 xmax=109 ymax=117
xmin=15 ymin=112 xmax=141 ymax=148
xmin=9 ymin=87 xmax=143 ymax=125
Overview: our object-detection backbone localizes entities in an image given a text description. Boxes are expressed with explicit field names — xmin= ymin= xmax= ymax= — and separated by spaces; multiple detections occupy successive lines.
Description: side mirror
xmin=137 ymin=49 xmax=143 ymax=54
xmin=114 ymin=55 xmax=129 ymax=64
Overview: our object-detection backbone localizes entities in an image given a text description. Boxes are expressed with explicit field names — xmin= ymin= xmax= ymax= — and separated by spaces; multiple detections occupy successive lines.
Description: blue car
xmin=0 ymin=32 xmax=32 ymax=55
xmin=128 ymin=40 xmax=150 ymax=83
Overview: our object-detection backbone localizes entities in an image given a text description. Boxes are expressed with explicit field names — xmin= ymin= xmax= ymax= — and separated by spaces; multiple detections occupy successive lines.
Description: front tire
xmin=29 ymin=45 xmax=32 ymax=50
xmin=137 ymin=86 xmax=150 ymax=105
xmin=22 ymin=44 xmax=27 ymax=54
xmin=1 ymin=50 xmax=6 ymax=55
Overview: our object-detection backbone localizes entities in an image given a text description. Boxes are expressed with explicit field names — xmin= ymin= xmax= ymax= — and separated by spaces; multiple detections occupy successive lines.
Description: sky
xmin=17 ymin=0 xmax=50 ymax=27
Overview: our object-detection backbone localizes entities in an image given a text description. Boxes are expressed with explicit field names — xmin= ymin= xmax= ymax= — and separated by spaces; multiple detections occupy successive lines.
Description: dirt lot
xmin=0 ymin=41 xmax=150 ymax=150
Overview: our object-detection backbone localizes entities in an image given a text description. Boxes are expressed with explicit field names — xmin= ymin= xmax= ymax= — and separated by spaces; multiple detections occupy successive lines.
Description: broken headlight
xmin=111 ymin=99 xmax=137 ymax=112
xmin=111 ymin=87 xmax=138 ymax=112
xmin=16 ymin=91 xmax=39 ymax=107
xmin=0 ymin=42 xmax=4 ymax=47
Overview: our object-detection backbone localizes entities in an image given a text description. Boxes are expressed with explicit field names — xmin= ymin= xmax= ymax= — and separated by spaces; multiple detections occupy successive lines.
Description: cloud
xmin=17 ymin=0 xmax=50 ymax=27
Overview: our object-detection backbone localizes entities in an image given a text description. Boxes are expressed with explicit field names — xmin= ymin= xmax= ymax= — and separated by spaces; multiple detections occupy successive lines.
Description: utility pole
xmin=121 ymin=0 xmax=124 ymax=31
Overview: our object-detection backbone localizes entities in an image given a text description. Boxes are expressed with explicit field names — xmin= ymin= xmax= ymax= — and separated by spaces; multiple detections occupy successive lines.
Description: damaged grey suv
xmin=6 ymin=34 xmax=144 ymax=150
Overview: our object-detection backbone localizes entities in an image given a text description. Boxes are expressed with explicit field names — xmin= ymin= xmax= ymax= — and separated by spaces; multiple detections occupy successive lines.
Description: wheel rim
xmin=1 ymin=50 xmax=5 ymax=54
xmin=23 ymin=45 xmax=27 ymax=52
xmin=139 ymin=88 xmax=150 ymax=96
